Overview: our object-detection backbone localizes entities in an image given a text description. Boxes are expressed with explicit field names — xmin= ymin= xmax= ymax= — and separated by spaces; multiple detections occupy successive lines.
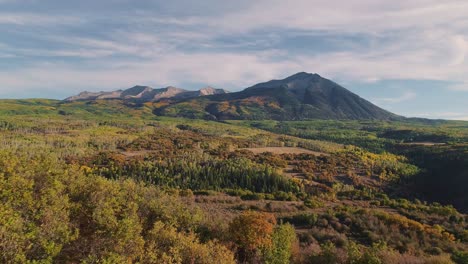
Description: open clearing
xmin=241 ymin=147 xmax=327 ymax=155
xmin=401 ymin=142 xmax=446 ymax=146
xmin=121 ymin=150 xmax=154 ymax=157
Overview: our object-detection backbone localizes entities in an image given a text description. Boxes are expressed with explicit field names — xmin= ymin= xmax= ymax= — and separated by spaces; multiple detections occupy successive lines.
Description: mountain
xmin=65 ymin=86 xmax=228 ymax=102
xmin=64 ymin=72 xmax=400 ymax=120
xmin=155 ymin=72 xmax=401 ymax=120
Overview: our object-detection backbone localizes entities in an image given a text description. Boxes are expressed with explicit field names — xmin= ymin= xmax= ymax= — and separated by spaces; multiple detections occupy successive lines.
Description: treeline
xmin=90 ymin=152 xmax=303 ymax=198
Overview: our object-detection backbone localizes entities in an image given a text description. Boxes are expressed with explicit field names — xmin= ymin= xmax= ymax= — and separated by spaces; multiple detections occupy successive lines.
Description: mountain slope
xmin=155 ymin=72 xmax=401 ymax=120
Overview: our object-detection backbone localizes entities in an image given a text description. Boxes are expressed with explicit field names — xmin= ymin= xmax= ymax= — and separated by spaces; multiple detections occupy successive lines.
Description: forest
xmin=0 ymin=99 xmax=467 ymax=263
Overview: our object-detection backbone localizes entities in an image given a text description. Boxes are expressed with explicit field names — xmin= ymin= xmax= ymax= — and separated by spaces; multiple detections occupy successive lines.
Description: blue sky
xmin=0 ymin=0 xmax=467 ymax=120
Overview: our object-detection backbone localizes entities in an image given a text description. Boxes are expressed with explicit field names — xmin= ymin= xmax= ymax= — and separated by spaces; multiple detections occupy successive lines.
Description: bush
xmin=241 ymin=193 xmax=265 ymax=200
xmin=263 ymin=224 xmax=297 ymax=264
xmin=273 ymin=191 xmax=296 ymax=201
xmin=281 ymin=213 xmax=318 ymax=227
xmin=304 ymin=198 xmax=324 ymax=208
xmin=452 ymin=251 xmax=468 ymax=264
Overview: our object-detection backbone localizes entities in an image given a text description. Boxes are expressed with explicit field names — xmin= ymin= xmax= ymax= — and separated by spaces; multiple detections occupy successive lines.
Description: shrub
xmin=304 ymin=197 xmax=324 ymax=208
xmin=281 ymin=213 xmax=318 ymax=227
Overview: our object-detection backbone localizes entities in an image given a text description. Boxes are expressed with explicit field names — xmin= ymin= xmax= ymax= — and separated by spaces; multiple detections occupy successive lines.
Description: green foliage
xmin=263 ymin=224 xmax=297 ymax=264
xmin=304 ymin=197 xmax=324 ymax=208
xmin=93 ymin=154 xmax=303 ymax=197
xmin=310 ymin=241 xmax=339 ymax=264
xmin=281 ymin=213 xmax=318 ymax=227
xmin=0 ymin=151 xmax=76 ymax=263
xmin=452 ymin=251 xmax=468 ymax=264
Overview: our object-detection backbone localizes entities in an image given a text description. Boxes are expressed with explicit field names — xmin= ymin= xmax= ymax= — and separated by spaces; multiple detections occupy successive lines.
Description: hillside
xmin=155 ymin=72 xmax=401 ymax=120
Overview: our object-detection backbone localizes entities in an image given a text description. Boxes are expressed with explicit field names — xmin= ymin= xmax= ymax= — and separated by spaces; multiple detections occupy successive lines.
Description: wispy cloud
xmin=197 ymin=1 xmax=468 ymax=35
xmin=0 ymin=51 xmax=298 ymax=98
xmin=407 ymin=112 xmax=468 ymax=121
xmin=448 ymin=83 xmax=468 ymax=91
xmin=372 ymin=91 xmax=417 ymax=104
xmin=0 ymin=12 xmax=83 ymax=25
xmin=2 ymin=1 xmax=468 ymax=80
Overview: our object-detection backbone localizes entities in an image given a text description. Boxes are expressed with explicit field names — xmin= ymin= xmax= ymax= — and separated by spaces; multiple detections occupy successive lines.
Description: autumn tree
xmin=229 ymin=211 xmax=276 ymax=263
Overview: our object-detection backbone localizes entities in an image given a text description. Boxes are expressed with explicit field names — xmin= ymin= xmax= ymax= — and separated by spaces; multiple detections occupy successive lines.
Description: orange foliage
xmin=229 ymin=211 xmax=276 ymax=252
xmin=216 ymin=102 xmax=235 ymax=112
xmin=241 ymin=96 xmax=270 ymax=105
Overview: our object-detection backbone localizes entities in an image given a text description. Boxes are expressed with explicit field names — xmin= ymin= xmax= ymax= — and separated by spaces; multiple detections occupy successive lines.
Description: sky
xmin=0 ymin=0 xmax=467 ymax=120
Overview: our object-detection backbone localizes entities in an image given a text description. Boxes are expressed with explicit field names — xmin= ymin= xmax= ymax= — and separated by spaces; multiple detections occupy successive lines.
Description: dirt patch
xmin=241 ymin=147 xmax=328 ymax=155
xmin=402 ymin=142 xmax=446 ymax=146
xmin=120 ymin=150 xmax=154 ymax=157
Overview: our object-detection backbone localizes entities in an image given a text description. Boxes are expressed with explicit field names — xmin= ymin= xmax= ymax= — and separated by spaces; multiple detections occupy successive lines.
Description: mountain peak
xmin=246 ymin=72 xmax=323 ymax=92
xmin=287 ymin=72 xmax=320 ymax=79
xmin=199 ymin=86 xmax=229 ymax=95
xmin=121 ymin=86 xmax=154 ymax=99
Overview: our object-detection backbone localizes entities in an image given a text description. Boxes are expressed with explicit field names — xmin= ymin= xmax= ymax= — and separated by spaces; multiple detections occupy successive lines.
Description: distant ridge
xmin=64 ymin=86 xmax=228 ymax=102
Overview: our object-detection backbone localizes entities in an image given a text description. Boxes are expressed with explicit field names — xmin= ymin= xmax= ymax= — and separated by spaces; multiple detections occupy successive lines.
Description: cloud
xmin=448 ymin=83 xmax=468 ymax=91
xmin=0 ymin=51 xmax=298 ymax=98
xmin=407 ymin=111 xmax=468 ymax=121
xmin=31 ymin=2 xmax=468 ymax=85
xmin=159 ymin=0 xmax=468 ymax=86
xmin=1 ymin=0 xmax=468 ymax=103
xmin=0 ymin=12 xmax=83 ymax=25
xmin=201 ymin=0 xmax=468 ymax=34
xmin=0 ymin=53 xmax=15 ymax=58
xmin=0 ymin=0 xmax=27 ymax=3
xmin=444 ymin=35 xmax=468 ymax=66
xmin=372 ymin=91 xmax=417 ymax=104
